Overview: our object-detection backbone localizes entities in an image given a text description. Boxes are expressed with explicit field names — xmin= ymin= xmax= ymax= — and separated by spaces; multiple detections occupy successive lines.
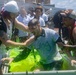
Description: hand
xmin=0 ymin=58 xmax=13 ymax=64
xmin=0 ymin=58 xmax=6 ymax=62
xmin=71 ymin=60 xmax=76 ymax=66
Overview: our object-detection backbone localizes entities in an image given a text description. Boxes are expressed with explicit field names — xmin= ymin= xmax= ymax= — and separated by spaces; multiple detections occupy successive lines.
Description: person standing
xmin=34 ymin=6 xmax=45 ymax=27
xmin=16 ymin=7 xmax=31 ymax=42
xmin=38 ymin=6 xmax=49 ymax=27
xmin=0 ymin=1 xmax=29 ymax=74
xmin=62 ymin=10 xmax=76 ymax=58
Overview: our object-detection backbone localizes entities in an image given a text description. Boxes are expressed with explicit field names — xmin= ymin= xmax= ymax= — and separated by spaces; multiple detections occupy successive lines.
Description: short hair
xmin=28 ymin=18 xmax=39 ymax=26
xmin=35 ymin=6 xmax=43 ymax=12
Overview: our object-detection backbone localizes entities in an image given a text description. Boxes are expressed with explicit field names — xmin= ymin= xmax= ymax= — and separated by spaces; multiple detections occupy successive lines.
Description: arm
xmin=14 ymin=19 xmax=29 ymax=32
xmin=1 ymin=57 xmax=14 ymax=64
xmin=24 ymin=36 xmax=35 ymax=46
xmin=56 ymin=37 xmax=76 ymax=48
xmin=71 ymin=60 xmax=76 ymax=66
xmin=57 ymin=42 xmax=76 ymax=48
xmin=0 ymin=30 xmax=25 ymax=47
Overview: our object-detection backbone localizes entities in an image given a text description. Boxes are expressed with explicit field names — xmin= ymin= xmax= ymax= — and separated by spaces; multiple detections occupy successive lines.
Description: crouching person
xmin=24 ymin=18 xmax=65 ymax=71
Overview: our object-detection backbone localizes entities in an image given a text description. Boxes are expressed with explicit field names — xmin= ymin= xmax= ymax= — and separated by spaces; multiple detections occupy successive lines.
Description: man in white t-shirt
xmin=34 ymin=6 xmax=45 ymax=27
xmin=16 ymin=7 xmax=31 ymax=42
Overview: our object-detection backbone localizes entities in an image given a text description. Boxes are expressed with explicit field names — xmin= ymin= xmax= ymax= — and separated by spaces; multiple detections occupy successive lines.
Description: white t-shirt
xmin=39 ymin=17 xmax=45 ymax=27
xmin=16 ymin=14 xmax=31 ymax=37
xmin=41 ymin=13 xmax=48 ymax=22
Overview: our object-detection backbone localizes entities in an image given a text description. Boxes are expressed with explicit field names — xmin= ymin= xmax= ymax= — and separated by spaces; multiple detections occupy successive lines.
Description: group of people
xmin=0 ymin=0 xmax=76 ymax=75
xmin=12 ymin=5 xmax=49 ymax=42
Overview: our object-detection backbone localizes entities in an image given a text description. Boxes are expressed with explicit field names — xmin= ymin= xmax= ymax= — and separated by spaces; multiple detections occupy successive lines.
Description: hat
xmin=68 ymin=10 xmax=76 ymax=19
xmin=4 ymin=1 xmax=19 ymax=13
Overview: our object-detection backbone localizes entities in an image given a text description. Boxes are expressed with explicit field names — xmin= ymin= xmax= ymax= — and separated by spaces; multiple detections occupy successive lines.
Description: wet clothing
xmin=29 ymin=28 xmax=62 ymax=64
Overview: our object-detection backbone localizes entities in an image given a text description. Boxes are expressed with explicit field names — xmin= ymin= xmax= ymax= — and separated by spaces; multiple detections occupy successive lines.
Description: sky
xmin=51 ymin=0 xmax=76 ymax=11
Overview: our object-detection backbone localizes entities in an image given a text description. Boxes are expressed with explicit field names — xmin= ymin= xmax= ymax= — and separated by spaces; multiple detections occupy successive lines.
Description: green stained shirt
xmin=29 ymin=28 xmax=62 ymax=64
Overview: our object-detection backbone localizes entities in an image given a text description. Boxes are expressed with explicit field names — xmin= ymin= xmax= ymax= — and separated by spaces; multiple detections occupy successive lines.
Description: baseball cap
xmin=60 ymin=10 xmax=76 ymax=20
xmin=4 ymin=1 xmax=19 ymax=13
xmin=68 ymin=10 xmax=76 ymax=19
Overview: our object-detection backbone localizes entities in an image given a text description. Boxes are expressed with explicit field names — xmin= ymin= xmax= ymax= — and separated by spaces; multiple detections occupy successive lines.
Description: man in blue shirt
xmin=1 ymin=18 xmax=76 ymax=71
xmin=24 ymin=18 xmax=64 ymax=71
